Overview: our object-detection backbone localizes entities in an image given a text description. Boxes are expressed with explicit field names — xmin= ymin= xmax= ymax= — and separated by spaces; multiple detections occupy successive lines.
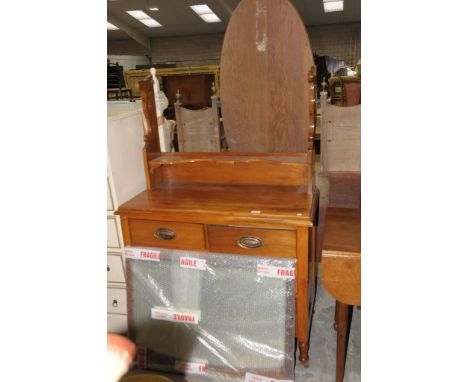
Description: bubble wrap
xmin=125 ymin=247 xmax=296 ymax=381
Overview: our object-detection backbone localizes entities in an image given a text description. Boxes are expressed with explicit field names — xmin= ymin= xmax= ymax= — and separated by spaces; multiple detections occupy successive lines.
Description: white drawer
xmin=107 ymin=288 xmax=127 ymax=314
xmin=107 ymin=217 xmax=121 ymax=249
xmin=107 ymin=177 xmax=115 ymax=211
xmin=107 ymin=313 xmax=127 ymax=334
xmin=107 ymin=253 xmax=125 ymax=283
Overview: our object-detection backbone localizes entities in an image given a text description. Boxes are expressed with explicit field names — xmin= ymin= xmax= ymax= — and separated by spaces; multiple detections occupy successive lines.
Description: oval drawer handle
xmin=107 ymin=265 xmax=110 ymax=272
xmin=112 ymin=299 xmax=118 ymax=307
xmin=237 ymin=235 xmax=263 ymax=249
xmin=154 ymin=228 xmax=177 ymax=240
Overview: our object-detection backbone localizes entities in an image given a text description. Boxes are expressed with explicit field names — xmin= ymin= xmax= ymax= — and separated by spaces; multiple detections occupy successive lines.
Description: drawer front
xmin=107 ymin=288 xmax=127 ymax=314
xmin=128 ymin=219 xmax=205 ymax=250
xmin=107 ymin=178 xmax=114 ymax=211
xmin=107 ymin=313 xmax=127 ymax=334
xmin=207 ymin=225 xmax=296 ymax=258
xmin=107 ymin=217 xmax=121 ymax=249
xmin=107 ymin=253 xmax=125 ymax=283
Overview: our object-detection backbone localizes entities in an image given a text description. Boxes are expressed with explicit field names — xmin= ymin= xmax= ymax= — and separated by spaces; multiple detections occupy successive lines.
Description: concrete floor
xmin=122 ymin=161 xmax=361 ymax=382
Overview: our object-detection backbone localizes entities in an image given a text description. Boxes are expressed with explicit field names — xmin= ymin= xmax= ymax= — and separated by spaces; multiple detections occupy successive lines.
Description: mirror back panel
xmin=220 ymin=0 xmax=314 ymax=152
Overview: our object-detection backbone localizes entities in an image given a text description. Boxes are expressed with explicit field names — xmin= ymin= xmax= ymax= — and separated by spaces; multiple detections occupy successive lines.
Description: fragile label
xmin=174 ymin=361 xmax=206 ymax=375
xmin=244 ymin=372 xmax=293 ymax=382
xmin=179 ymin=256 xmax=206 ymax=270
xmin=151 ymin=307 xmax=200 ymax=324
xmin=125 ymin=247 xmax=160 ymax=262
xmin=256 ymin=265 xmax=296 ymax=280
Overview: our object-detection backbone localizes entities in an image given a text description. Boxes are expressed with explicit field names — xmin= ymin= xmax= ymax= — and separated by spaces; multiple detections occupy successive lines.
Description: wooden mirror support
xmin=117 ymin=0 xmax=319 ymax=371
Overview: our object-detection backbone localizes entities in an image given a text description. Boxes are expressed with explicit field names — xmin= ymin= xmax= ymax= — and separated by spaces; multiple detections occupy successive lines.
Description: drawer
xmin=107 ymin=288 xmax=127 ymax=314
xmin=107 ymin=216 xmax=122 ymax=249
xmin=107 ymin=253 xmax=125 ymax=283
xmin=107 ymin=177 xmax=114 ymax=211
xmin=128 ymin=219 xmax=205 ymax=250
xmin=207 ymin=225 xmax=296 ymax=258
xmin=107 ymin=313 xmax=127 ymax=334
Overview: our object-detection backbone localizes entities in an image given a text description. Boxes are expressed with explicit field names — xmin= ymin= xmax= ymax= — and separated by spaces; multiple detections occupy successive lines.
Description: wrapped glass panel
xmin=125 ymin=247 xmax=296 ymax=381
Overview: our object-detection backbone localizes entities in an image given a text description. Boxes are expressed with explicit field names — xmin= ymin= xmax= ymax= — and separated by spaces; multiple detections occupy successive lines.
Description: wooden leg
xmin=296 ymin=227 xmax=311 ymax=366
xmin=298 ymin=341 xmax=309 ymax=365
xmin=336 ymin=300 xmax=349 ymax=382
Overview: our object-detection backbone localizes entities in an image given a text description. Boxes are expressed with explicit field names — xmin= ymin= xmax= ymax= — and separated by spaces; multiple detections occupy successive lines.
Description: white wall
xmin=107 ymin=55 xmax=150 ymax=72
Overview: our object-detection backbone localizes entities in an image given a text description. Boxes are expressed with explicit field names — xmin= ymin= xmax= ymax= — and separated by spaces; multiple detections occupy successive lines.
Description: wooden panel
xmin=164 ymin=74 xmax=213 ymax=107
xmin=321 ymin=208 xmax=361 ymax=306
xmin=207 ymin=225 xmax=296 ymax=258
xmin=128 ymin=219 xmax=205 ymax=250
xmin=220 ymin=0 xmax=313 ymax=152
xmin=107 ymin=217 xmax=121 ymax=250
xmin=177 ymin=107 xmax=219 ymax=152
xmin=107 ymin=254 xmax=126 ymax=283
xmin=107 ymin=288 xmax=127 ymax=314
xmin=117 ymin=185 xmax=312 ymax=226
xmin=154 ymin=154 xmax=308 ymax=187
xmin=320 ymin=92 xmax=361 ymax=173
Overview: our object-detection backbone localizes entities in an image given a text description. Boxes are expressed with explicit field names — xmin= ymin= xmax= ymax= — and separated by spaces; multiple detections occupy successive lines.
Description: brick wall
xmin=107 ymin=22 xmax=361 ymax=67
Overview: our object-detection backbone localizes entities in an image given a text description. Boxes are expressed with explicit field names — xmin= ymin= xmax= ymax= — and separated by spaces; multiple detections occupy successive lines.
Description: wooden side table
xmin=321 ymin=207 xmax=361 ymax=382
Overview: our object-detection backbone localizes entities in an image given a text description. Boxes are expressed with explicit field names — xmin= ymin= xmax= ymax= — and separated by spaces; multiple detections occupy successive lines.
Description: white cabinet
xmin=107 ymin=107 xmax=146 ymax=333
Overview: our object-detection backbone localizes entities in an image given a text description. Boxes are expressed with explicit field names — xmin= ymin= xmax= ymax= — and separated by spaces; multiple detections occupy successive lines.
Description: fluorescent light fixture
xmin=323 ymin=0 xmax=343 ymax=13
xmin=126 ymin=9 xmax=162 ymax=27
xmin=190 ymin=5 xmax=212 ymax=14
xmin=149 ymin=7 xmax=159 ymax=11
xmin=200 ymin=13 xmax=221 ymax=23
xmin=107 ymin=22 xmax=119 ymax=30
xmin=190 ymin=4 xmax=221 ymax=23
xmin=126 ymin=10 xmax=149 ymax=19
xmin=140 ymin=18 xmax=162 ymax=27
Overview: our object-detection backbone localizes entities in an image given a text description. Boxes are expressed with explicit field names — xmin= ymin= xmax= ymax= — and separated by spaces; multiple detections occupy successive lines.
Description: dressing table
xmin=116 ymin=0 xmax=319 ymax=365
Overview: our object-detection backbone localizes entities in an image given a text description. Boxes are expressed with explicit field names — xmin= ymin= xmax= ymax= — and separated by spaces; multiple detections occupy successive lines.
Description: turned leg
xmin=336 ymin=300 xmax=350 ymax=382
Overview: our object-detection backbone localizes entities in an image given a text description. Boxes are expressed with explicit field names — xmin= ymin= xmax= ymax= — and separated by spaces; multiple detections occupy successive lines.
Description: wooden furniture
xmin=124 ymin=66 xmax=220 ymax=100
xmin=174 ymin=88 xmax=222 ymax=152
xmin=321 ymin=207 xmax=361 ymax=382
xmin=117 ymin=0 xmax=318 ymax=366
xmin=107 ymin=108 xmax=147 ymax=333
xmin=328 ymin=76 xmax=361 ymax=106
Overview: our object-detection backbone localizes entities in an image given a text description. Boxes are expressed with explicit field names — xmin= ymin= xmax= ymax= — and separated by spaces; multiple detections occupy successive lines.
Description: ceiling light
xmin=190 ymin=4 xmax=221 ymax=23
xmin=149 ymin=7 xmax=159 ymax=11
xmin=126 ymin=10 xmax=149 ymax=19
xmin=323 ymin=0 xmax=343 ymax=13
xmin=140 ymin=18 xmax=162 ymax=27
xmin=190 ymin=5 xmax=212 ymax=14
xmin=107 ymin=22 xmax=119 ymax=30
xmin=126 ymin=10 xmax=162 ymax=27
xmin=200 ymin=13 xmax=221 ymax=23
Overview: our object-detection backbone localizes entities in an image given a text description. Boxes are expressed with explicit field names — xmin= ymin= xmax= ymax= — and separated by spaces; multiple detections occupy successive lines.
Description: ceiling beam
xmin=108 ymin=12 xmax=151 ymax=52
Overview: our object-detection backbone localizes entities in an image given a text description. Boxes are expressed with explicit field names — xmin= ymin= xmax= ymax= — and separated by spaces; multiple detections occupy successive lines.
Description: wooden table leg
xmin=336 ymin=300 xmax=350 ymax=382
xmin=297 ymin=227 xmax=311 ymax=366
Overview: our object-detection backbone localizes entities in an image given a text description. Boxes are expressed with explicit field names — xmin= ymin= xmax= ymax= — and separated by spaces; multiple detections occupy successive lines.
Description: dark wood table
xmin=321 ymin=207 xmax=361 ymax=382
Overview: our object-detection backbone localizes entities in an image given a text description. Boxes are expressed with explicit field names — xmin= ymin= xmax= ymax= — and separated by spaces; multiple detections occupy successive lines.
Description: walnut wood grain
xmin=207 ymin=225 xmax=296 ymax=258
xmin=220 ymin=0 xmax=313 ymax=152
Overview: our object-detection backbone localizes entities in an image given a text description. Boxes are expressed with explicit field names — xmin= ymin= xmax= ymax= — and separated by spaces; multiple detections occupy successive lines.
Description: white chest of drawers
xmin=107 ymin=105 xmax=146 ymax=333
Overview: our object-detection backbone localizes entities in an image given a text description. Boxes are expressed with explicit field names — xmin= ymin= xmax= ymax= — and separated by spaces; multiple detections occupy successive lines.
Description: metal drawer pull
xmin=154 ymin=228 xmax=176 ymax=240
xmin=112 ymin=299 xmax=118 ymax=307
xmin=237 ymin=235 xmax=263 ymax=249
xmin=107 ymin=266 xmax=110 ymax=272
